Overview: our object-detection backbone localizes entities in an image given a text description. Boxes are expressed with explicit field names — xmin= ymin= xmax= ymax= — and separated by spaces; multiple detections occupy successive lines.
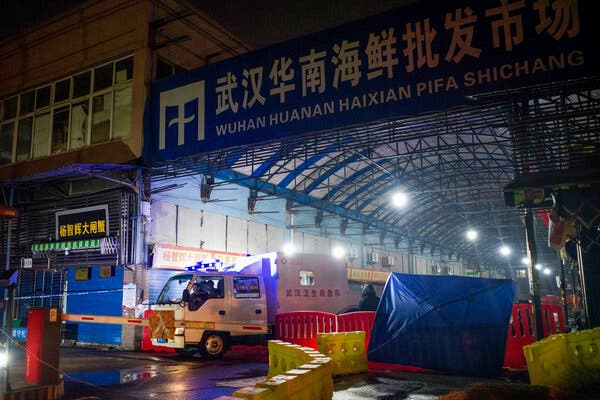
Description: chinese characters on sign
xmin=152 ymin=243 xmax=246 ymax=270
xmin=151 ymin=0 xmax=592 ymax=160
xmin=285 ymin=288 xmax=342 ymax=298
xmin=347 ymin=267 xmax=390 ymax=283
xmin=55 ymin=205 xmax=109 ymax=241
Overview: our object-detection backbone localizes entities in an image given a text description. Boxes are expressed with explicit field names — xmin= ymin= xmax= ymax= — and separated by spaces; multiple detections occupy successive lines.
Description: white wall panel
xmin=177 ymin=207 xmax=203 ymax=248
xmin=302 ymin=233 xmax=317 ymax=253
xmin=248 ymin=221 xmax=267 ymax=255
xmin=148 ymin=201 xmax=176 ymax=245
xmin=266 ymin=225 xmax=282 ymax=252
xmin=227 ymin=216 xmax=247 ymax=253
xmin=201 ymin=212 xmax=226 ymax=251
xmin=292 ymin=230 xmax=304 ymax=251
xmin=315 ymin=234 xmax=330 ymax=255
xmin=415 ymin=256 xmax=428 ymax=275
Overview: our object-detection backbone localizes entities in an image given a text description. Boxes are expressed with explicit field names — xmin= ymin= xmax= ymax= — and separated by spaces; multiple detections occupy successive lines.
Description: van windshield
xmin=157 ymin=274 xmax=193 ymax=304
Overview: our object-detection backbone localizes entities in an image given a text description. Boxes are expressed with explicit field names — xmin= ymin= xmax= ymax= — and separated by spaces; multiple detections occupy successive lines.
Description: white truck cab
xmin=152 ymin=271 xmax=270 ymax=358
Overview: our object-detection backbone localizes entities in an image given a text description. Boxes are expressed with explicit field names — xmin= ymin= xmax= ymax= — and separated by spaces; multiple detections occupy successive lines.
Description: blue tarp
xmin=368 ymin=273 xmax=515 ymax=376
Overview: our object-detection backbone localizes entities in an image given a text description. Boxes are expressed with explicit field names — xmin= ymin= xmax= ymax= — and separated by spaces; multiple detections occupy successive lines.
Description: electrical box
xmin=25 ymin=308 xmax=61 ymax=385
xmin=348 ymin=248 xmax=358 ymax=260
xmin=367 ymin=252 xmax=379 ymax=264
xmin=382 ymin=255 xmax=395 ymax=267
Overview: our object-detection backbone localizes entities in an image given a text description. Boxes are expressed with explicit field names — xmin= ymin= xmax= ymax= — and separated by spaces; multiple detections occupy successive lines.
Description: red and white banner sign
xmin=152 ymin=244 xmax=246 ymax=270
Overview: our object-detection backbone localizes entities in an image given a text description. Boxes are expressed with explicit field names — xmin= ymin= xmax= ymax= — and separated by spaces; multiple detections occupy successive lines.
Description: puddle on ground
xmin=63 ymin=367 xmax=159 ymax=386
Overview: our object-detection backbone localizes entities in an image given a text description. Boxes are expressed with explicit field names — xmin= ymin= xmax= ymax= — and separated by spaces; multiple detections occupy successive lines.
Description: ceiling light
xmin=543 ymin=268 xmax=552 ymax=275
xmin=499 ymin=245 xmax=511 ymax=256
xmin=391 ymin=191 xmax=409 ymax=208
xmin=521 ymin=257 xmax=530 ymax=265
xmin=332 ymin=246 xmax=346 ymax=259
xmin=535 ymin=264 xmax=542 ymax=270
xmin=281 ymin=243 xmax=295 ymax=256
xmin=465 ymin=229 xmax=478 ymax=241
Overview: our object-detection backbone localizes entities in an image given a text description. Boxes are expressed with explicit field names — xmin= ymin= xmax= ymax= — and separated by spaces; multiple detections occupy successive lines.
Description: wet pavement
xmin=2 ymin=344 xmax=596 ymax=399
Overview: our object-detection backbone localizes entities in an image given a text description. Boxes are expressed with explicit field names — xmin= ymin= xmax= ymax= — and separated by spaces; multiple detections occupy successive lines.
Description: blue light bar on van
xmin=186 ymin=259 xmax=223 ymax=271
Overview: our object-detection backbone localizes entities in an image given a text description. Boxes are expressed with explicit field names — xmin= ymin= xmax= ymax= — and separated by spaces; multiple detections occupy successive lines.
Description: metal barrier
xmin=274 ymin=312 xmax=337 ymax=349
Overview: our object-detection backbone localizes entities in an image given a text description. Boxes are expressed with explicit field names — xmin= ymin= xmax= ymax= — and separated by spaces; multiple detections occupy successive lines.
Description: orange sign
xmin=347 ymin=267 xmax=390 ymax=283
xmin=149 ymin=310 xmax=175 ymax=339
xmin=49 ymin=308 xmax=58 ymax=322
xmin=0 ymin=205 xmax=18 ymax=219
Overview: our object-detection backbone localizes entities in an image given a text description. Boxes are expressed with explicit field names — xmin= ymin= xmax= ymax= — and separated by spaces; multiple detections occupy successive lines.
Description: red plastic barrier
xmin=541 ymin=304 xmax=565 ymax=337
xmin=338 ymin=311 xmax=376 ymax=348
xmin=503 ymin=303 xmax=566 ymax=369
xmin=141 ymin=309 xmax=175 ymax=353
xmin=274 ymin=311 xmax=337 ymax=349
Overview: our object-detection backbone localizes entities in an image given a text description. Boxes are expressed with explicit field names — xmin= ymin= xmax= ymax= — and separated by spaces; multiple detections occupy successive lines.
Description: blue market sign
xmin=146 ymin=0 xmax=596 ymax=161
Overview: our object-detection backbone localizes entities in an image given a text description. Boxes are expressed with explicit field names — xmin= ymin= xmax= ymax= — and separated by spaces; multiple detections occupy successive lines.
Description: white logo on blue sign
xmin=159 ymin=81 xmax=205 ymax=150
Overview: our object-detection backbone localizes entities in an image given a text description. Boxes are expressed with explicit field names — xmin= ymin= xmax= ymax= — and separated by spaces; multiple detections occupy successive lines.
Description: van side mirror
xmin=182 ymin=288 xmax=190 ymax=303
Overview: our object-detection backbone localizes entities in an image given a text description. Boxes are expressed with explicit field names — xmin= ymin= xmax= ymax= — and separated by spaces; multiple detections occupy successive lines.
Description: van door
xmin=231 ymin=275 xmax=267 ymax=326
xmin=184 ymin=275 xmax=232 ymax=326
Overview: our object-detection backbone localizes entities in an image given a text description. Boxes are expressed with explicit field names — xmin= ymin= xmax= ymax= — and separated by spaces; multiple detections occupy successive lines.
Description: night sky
xmin=0 ymin=0 xmax=416 ymax=46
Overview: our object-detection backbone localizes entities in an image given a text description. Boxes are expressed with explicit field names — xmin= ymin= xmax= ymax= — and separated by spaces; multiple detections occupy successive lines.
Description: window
xmin=2 ymin=97 xmax=17 ymax=120
xmin=32 ymin=113 xmax=51 ymax=158
xmin=35 ymin=86 xmax=51 ymax=109
xmin=192 ymin=276 xmax=224 ymax=299
xmin=73 ymin=71 xmax=91 ymax=99
xmin=54 ymin=79 xmax=71 ymax=103
xmin=299 ymin=270 xmax=315 ymax=285
xmin=20 ymin=91 xmax=35 ymax=114
xmin=0 ymin=123 xmax=14 ymax=164
xmin=94 ymin=64 xmax=113 ymax=92
xmin=115 ymin=57 xmax=133 ymax=83
xmin=0 ymin=55 xmax=133 ymax=164
xmin=234 ymin=276 xmax=260 ymax=298
xmin=113 ymin=87 xmax=131 ymax=139
xmin=16 ymin=117 xmax=32 ymax=161
xmin=157 ymin=274 xmax=193 ymax=304
xmin=70 ymin=101 xmax=89 ymax=149
xmin=51 ymin=106 xmax=69 ymax=153
xmin=91 ymin=93 xmax=112 ymax=144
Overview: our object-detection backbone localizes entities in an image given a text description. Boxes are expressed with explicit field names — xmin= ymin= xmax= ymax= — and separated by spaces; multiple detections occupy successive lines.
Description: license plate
xmin=156 ymin=338 xmax=166 ymax=343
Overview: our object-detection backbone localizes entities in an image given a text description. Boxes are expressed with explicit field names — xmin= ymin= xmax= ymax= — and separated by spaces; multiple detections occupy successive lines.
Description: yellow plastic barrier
xmin=231 ymin=386 xmax=275 ymax=400
xmin=317 ymin=331 xmax=368 ymax=375
xmin=524 ymin=327 xmax=600 ymax=392
xmin=264 ymin=340 xmax=333 ymax=400
xmin=267 ymin=340 xmax=324 ymax=377
xmin=217 ymin=341 xmax=333 ymax=400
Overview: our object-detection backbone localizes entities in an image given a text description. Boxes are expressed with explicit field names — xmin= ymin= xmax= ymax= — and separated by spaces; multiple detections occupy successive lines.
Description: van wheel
xmin=175 ymin=346 xmax=197 ymax=357
xmin=199 ymin=332 xmax=227 ymax=359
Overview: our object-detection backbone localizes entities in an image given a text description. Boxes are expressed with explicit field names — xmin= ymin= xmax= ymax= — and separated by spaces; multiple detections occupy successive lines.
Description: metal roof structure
xmin=149 ymin=76 xmax=600 ymax=275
